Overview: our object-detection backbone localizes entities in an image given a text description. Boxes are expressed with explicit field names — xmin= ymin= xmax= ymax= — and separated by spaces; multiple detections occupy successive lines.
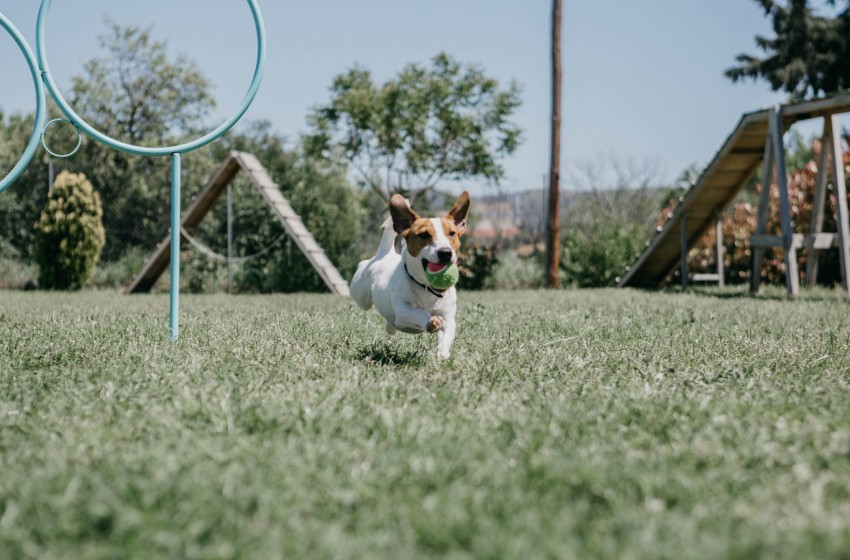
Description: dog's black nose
xmin=437 ymin=248 xmax=453 ymax=263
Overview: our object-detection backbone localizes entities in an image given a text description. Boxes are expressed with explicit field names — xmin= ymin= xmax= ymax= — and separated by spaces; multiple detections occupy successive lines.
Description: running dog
xmin=350 ymin=192 xmax=470 ymax=360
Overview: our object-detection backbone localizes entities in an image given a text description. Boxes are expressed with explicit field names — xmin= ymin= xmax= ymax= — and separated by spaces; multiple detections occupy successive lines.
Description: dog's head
xmin=389 ymin=191 xmax=471 ymax=275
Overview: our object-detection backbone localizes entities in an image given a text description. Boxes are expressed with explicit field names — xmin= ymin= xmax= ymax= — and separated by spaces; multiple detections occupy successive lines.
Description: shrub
xmin=486 ymin=252 xmax=545 ymax=290
xmin=457 ymin=242 xmax=499 ymax=290
xmin=557 ymin=178 xmax=669 ymax=288
xmin=561 ymin=222 xmax=645 ymax=288
xmin=34 ymin=171 xmax=105 ymax=290
xmin=89 ymin=246 xmax=153 ymax=289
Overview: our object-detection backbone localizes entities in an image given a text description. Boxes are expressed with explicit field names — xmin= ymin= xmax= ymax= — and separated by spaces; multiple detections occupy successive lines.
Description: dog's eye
xmin=449 ymin=231 xmax=457 ymax=237
xmin=418 ymin=232 xmax=431 ymax=240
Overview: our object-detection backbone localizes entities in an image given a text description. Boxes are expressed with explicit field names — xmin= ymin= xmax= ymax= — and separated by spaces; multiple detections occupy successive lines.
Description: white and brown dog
xmin=350 ymin=192 xmax=470 ymax=360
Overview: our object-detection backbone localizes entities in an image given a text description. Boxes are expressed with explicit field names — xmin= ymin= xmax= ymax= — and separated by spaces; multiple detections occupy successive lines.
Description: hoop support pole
xmin=170 ymin=153 xmax=181 ymax=341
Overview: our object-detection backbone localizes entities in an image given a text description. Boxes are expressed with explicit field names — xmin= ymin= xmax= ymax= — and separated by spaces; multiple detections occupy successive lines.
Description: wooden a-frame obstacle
xmin=618 ymin=92 xmax=850 ymax=295
xmin=126 ymin=151 xmax=350 ymax=295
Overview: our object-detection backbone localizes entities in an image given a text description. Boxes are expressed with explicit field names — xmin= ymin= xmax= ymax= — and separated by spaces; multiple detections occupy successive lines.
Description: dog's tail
xmin=375 ymin=215 xmax=397 ymax=258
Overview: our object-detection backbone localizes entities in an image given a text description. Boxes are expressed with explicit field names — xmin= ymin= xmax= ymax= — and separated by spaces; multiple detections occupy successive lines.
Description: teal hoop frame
xmin=0 ymin=11 xmax=47 ymax=193
xmin=1 ymin=1 xmax=266 ymax=341
xmin=36 ymin=0 xmax=267 ymax=157
xmin=41 ymin=118 xmax=82 ymax=158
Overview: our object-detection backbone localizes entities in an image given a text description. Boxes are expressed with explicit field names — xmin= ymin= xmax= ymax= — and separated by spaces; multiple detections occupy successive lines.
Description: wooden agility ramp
xmin=126 ymin=151 xmax=350 ymax=295
xmin=618 ymin=92 xmax=850 ymax=295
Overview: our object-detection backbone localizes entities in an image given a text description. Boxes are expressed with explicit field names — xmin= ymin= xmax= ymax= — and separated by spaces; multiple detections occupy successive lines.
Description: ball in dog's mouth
xmin=422 ymin=259 xmax=459 ymax=290
xmin=424 ymin=260 xmax=448 ymax=274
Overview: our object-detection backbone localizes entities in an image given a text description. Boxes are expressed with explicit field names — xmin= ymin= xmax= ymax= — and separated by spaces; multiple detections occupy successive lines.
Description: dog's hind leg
xmin=349 ymin=260 xmax=373 ymax=310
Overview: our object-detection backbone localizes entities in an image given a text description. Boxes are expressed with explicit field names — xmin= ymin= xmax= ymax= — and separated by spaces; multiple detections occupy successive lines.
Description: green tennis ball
xmin=425 ymin=263 xmax=459 ymax=290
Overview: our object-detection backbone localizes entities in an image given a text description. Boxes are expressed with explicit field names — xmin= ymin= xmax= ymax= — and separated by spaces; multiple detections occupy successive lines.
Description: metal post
xmin=226 ymin=183 xmax=233 ymax=293
xmin=170 ymin=153 xmax=181 ymax=341
xmin=681 ymin=214 xmax=688 ymax=289
xmin=48 ymin=158 xmax=54 ymax=194
xmin=715 ymin=213 xmax=725 ymax=287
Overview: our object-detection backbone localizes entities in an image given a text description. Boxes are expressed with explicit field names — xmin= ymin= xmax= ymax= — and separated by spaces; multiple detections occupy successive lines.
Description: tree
xmin=0 ymin=112 xmax=50 ymax=255
xmin=184 ymin=121 xmax=364 ymax=293
xmin=726 ymin=0 xmax=850 ymax=99
xmin=559 ymin=156 xmax=666 ymax=288
xmin=67 ymin=21 xmax=218 ymax=260
xmin=2 ymin=21 xmax=362 ymax=293
xmin=0 ymin=22 xmax=219 ymax=261
xmin=304 ymin=53 xmax=522 ymax=203
xmin=71 ymin=19 xmax=215 ymax=143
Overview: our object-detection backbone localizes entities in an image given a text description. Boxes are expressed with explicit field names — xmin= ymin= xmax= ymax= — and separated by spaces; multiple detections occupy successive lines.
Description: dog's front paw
xmin=427 ymin=316 xmax=443 ymax=333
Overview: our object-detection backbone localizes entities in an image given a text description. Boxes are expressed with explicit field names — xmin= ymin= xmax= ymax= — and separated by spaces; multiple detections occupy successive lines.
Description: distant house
xmin=470 ymin=189 xmax=577 ymax=243
xmin=423 ymin=187 xmax=578 ymax=244
xmin=470 ymin=199 xmax=519 ymax=239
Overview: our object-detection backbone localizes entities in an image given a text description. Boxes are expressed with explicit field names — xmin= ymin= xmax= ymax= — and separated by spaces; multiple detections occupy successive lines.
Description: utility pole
xmin=546 ymin=0 xmax=562 ymax=288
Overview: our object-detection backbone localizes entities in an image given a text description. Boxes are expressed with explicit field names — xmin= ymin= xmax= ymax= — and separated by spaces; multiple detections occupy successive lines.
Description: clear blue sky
xmin=0 ymin=1 xmax=838 ymax=194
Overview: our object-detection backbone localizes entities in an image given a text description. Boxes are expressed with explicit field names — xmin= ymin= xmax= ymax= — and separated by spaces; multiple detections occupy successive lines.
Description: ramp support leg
xmin=751 ymin=130 xmax=773 ymax=293
xmin=770 ymin=107 xmax=800 ymax=297
xmin=807 ymin=118 xmax=831 ymax=287
xmin=715 ymin=212 xmax=725 ymax=287
xmin=227 ymin=183 xmax=233 ymax=294
xmin=828 ymin=114 xmax=850 ymax=292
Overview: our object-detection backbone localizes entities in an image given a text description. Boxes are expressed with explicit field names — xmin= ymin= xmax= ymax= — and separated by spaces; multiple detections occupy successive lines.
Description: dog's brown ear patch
xmin=447 ymin=191 xmax=471 ymax=234
xmin=405 ymin=219 xmax=436 ymax=257
xmin=389 ymin=195 xmax=418 ymax=236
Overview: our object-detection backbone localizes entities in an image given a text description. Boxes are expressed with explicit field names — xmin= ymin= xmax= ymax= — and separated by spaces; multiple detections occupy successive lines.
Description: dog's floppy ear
xmin=447 ymin=191 xmax=471 ymax=234
xmin=389 ymin=194 xmax=418 ymax=236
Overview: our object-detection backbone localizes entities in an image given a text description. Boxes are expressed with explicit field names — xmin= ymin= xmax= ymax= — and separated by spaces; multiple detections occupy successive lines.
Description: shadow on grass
xmin=355 ymin=340 xmax=428 ymax=367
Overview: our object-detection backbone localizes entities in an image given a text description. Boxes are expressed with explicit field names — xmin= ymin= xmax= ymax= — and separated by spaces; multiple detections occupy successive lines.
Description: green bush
xmin=561 ymin=222 xmax=644 ymax=288
xmin=34 ymin=171 xmax=106 ymax=290
xmin=457 ymin=243 xmax=499 ymax=290
xmin=486 ymin=252 xmax=545 ymax=290
xmin=89 ymin=246 xmax=150 ymax=289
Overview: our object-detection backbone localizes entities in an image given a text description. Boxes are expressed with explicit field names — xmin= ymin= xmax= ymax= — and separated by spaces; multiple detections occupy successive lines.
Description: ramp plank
xmin=127 ymin=152 xmax=350 ymax=296
xmin=618 ymin=93 xmax=850 ymax=288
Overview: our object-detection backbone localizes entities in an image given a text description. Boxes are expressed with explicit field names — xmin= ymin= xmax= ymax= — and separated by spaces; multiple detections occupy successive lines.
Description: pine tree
xmin=726 ymin=0 xmax=850 ymax=99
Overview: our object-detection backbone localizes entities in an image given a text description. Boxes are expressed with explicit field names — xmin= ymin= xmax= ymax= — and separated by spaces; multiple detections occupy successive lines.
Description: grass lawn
xmin=1 ymin=288 xmax=850 ymax=559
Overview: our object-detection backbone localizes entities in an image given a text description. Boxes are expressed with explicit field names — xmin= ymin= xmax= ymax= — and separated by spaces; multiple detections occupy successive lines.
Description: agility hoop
xmin=41 ymin=118 xmax=82 ymax=158
xmin=0 ymin=12 xmax=47 ymax=193
xmin=0 ymin=1 xmax=267 ymax=341
xmin=35 ymin=0 xmax=267 ymax=157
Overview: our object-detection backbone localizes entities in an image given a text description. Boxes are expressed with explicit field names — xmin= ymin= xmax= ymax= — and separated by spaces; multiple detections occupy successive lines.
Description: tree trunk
xmin=546 ymin=0 xmax=562 ymax=289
